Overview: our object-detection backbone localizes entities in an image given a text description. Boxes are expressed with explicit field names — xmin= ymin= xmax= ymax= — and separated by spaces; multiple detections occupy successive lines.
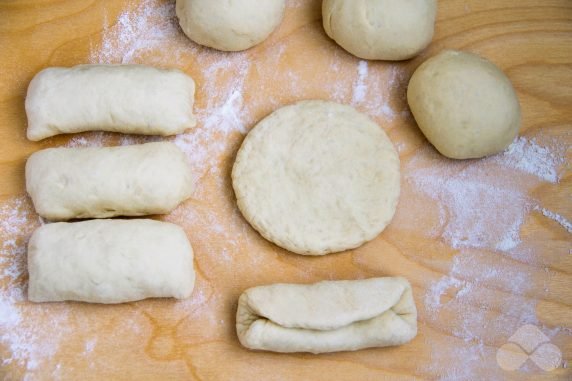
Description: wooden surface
xmin=0 ymin=0 xmax=571 ymax=380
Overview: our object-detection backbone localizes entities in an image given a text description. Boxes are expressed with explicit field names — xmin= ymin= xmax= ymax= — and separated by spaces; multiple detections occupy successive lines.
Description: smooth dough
xmin=25 ymin=64 xmax=197 ymax=141
xmin=236 ymin=277 xmax=417 ymax=354
xmin=232 ymin=100 xmax=400 ymax=255
xmin=407 ymin=50 xmax=521 ymax=159
xmin=176 ymin=0 xmax=285 ymax=51
xmin=28 ymin=219 xmax=195 ymax=304
xmin=323 ymin=0 xmax=436 ymax=60
xmin=26 ymin=142 xmax=194 ymax=220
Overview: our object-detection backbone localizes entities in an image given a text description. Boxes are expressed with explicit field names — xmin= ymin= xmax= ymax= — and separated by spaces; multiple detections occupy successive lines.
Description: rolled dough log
xmin=25 ymin=64 xmax=197 ymax=141
xmin=28 ymin=219 xmax=195 ymax=303
xmin=236 ymin=277 xmax=417 ymax=353
xmin=26 ymin=142 xmax=194 ymax=220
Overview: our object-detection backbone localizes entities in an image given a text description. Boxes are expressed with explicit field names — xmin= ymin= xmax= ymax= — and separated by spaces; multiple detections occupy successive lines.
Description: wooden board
xmin=1 ymin=0 xmax=571 ymax=379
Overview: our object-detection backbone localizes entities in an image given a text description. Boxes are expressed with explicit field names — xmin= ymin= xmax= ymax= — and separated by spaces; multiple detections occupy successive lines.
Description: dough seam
xmin=236 ymin=277 xmax=417 ymax=353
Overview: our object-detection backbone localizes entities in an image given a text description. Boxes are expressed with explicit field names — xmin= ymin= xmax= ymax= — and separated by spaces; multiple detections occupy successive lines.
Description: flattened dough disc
xmin=232 ymin=100 xmax=400 ymax=255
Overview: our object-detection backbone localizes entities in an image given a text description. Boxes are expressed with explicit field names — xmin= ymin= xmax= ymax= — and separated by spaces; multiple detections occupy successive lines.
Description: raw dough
xmin=407 ymin=50 xmax=521 ymax=159
xmin=28 ymin=219 xmax=195 ymax=304
xmin=232 ymin=100 xmax=400 ymax=255
xmin=26 ymin=142 xmax=194 ymax=220
xmin=323 ymin=0 xmax=436 ymax=60
xmin=176 ymin=0 xmax=285 ymax=51
xmin=236 ymin=277 xmax=417 ymax=353
xmin=26 ymin=64 xmax=197 ymax=141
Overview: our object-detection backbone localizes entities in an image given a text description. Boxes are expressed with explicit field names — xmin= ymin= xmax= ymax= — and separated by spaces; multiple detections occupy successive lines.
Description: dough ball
xmin=407 ymin=50 xmax=521 ymax=159
xmin=322 ymin=0 xmax=437 ymax=60
xmin=232 ymin=100 xmax=400 ymax=256
xmin=176 ymin=0 xmax=286 ymax=52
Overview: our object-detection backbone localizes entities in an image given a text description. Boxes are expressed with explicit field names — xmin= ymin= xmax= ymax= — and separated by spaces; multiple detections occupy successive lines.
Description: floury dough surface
xmin=25 ymin=142 xmax=194 ymax=220
xmin=232 ymin=100 xmax=400 ymax=255
xmin=236 ymin=277 xmax=417 ymax=353
xmin=176 ymin=0 xmax=286 ymax=51
xmin=25 ymin=64 xmax=197 ymax=141
xmin=323 ymin=0 xmax=436 ymax=60
xmin=407 ymin=50 xmax=521 ymax=159
xmin=27 ymin=219 xmax=195 ymax=304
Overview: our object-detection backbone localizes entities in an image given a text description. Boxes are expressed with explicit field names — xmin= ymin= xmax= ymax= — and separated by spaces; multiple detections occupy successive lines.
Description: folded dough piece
xmin=236 ymin=277 xmax=417 ymax=353
xmin=25 ymin=64 xmax=196 ymax=141
xmin=28 ymin=219 xmax=195 ymax=304
xmin=26 ymin=142 xmax=194 ymax=220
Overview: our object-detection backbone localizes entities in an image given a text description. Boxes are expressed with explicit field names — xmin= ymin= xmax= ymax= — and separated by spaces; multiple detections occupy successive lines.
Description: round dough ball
xmin=232 ymin=100 xmax=400 ymax=256
xmin=176 ymin=0 xmax=286 ymax=52
xmin=407 ymin=50 xmax=521 ymax=159
xmin=322 ymin=0 xmax=437 ymax=61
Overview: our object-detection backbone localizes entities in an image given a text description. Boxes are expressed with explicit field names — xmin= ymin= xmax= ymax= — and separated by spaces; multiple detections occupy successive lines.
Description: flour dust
xmin=408 ymin=135 xmax=571 ymax=379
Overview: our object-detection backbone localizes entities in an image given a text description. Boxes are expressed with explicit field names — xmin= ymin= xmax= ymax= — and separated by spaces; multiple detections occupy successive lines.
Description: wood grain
xmin=0 ymin=0 xmax=571 ymax=380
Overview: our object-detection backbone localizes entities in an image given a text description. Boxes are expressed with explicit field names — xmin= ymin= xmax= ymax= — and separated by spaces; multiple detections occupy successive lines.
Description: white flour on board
xmin=65 ymin=133 xmax=106 ymax=148
xmin=0 ymin=197 xmax=70 ymax=373
xmin=409 ymin=135 xmax=571 ymax=379
xmin=351 ymin=61 xmax=369 ymax=104
xmin=535 ymin=206 xmax=572 ymax=234
xmin=1 ymin=0 xmax=571 ymax=378
xmin=89 ymin=0 xmax=183 ymax=65
xmin=407 ymin=136 xmax=569 ymax=253
xmin=350 ymin=60 xmax=399 ymax=120
xmin=492 ymin=136 xmax=566 ymax=184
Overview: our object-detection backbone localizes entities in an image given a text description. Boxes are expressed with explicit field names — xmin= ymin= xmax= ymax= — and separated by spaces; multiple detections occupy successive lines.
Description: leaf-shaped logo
xmin=496 ymin=324 xmax=562 ymax=372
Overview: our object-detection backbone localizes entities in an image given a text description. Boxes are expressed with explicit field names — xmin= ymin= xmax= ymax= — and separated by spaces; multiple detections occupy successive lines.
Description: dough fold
xmin=25 ymin=64 xmax=196 ymax=141
xmin=26 ymin=142 xmax=194 ymax=220
xmin=28 ymin=219 xmax=195 ymax=304
xmin=236 ymin=277 xmax=417 ymax=353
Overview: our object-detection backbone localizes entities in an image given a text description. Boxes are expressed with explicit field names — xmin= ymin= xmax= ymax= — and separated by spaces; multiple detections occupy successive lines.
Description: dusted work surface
xmin=0 ymin=0 xmax=571 ymax=379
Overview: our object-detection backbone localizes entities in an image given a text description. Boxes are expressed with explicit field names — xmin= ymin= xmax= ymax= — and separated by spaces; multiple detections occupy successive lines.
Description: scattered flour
xmin=421 ymin=247 xmax=568 ymax=379
xmin=492 ymin=136 xmax=566 ymax=183
xmin=173 ymin=53 xmax=251 ymax=176
xmin=89 ymin=0 xmax=184 ymax=65
xmin=407 ymin=149 xmax=528 ymax=251
xmin=0 ymin=197 xmax=70 ymax=373
xmin=351 ymin=61 xmax=369 ymax=105
xmin=407 ymin=136 xmax=570 ymax=253
xmin=412 ymin=136 xmax=570 ymax=379
xmin=83 ymin=338 xmax=97 ymax=355
xmin=65 ymin=133 xmax=106 ymax=148
xmin=535 ymin=206 xmax=572 ymax=234
xmin=350 ymin=61 xmax=399 ymax=121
